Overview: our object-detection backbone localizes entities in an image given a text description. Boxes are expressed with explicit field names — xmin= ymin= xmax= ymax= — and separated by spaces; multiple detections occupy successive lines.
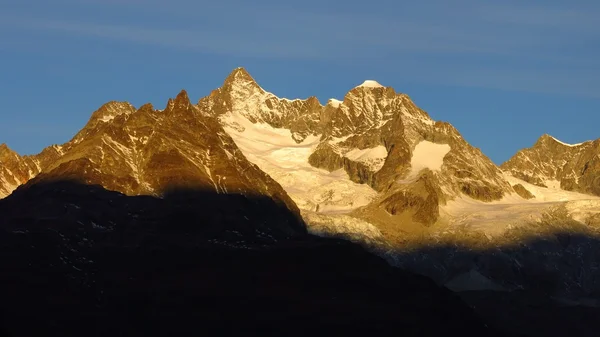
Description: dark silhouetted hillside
xmin=0 ymin=180 xmax=504 ymax=337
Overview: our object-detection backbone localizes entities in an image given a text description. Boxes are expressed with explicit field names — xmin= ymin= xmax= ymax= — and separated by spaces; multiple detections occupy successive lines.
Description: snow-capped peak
xmin=357 ymin=80 xmax=384 ymax=88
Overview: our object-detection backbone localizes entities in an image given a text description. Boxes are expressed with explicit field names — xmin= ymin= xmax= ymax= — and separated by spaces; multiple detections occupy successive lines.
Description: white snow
xmin=550 ymin=136 xmax=586 ymax=147
xmin=544 ymin=179 xmax=562 ymax=190
xmin=344 ymin=146 xmax=388 ymax=172
xmin=439 ymin=174 xmax=600 ymax=235
xmin=407 ymin=141 xmax=451 ymax=178
xmin=221 ymin=111 xmax=378 ymax=213
xmin=503 ymin=174 xmax=596 ymax=202
xmin=100 ymin=115 xmax=116 ymax=122
xmin=52 ymin=144 xmax=65 ymax=155
xmin=328 ymin=98 xmax=343 ymax=108
xmin=281 ymin=98 xmax=302 ymax=103
xmin=357 ymin=80 xmax=384 ymax=88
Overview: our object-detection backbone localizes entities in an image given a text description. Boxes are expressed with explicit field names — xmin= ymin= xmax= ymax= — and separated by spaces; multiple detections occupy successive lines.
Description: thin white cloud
xmin=1 ymin=0 xmax=598 ymax=97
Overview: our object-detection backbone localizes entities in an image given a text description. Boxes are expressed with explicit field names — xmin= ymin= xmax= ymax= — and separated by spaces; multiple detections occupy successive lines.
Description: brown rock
xmin=513 ymin=184 xmax=535 ymax=199
xmin=502 ymin=134 xmax=600 ymax=196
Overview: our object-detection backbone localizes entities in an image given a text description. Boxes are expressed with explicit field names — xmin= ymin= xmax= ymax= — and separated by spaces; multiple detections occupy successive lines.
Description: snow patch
xmin=344 ymin=146 xmax=388 ymax=172
xmin=222 ymin=112 xmax=378 ymax=213
xmin=503 ymin=174 xmax=598 ymax=202
xmin=328 ymin=99 xmax=343 ymax=108
xmin=281 ymin=98 xmax=302 ymax=103
xmin=407 ymin=141 xmax=451 ymax=177
xmin=357 ymin=80 xmax=384 ymax=88
xmin=440 ymin=175 xmax=600 ymax=235
xmin=549 ymin=136 xmax=586 ymax=147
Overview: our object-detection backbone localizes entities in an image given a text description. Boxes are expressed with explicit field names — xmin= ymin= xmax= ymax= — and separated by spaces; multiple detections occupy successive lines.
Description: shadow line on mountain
xmin=1 ymin=179 xmax=599 ymax=337
xmin=0 ymin=179 xmax=510 ymax=337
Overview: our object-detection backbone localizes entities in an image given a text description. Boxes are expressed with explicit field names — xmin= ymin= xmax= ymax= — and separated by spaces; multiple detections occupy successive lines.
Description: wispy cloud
xmin=1 ymin=17 xmax=326 ymax=59
xmin=1 ymin=0 xmax=599 ymax=97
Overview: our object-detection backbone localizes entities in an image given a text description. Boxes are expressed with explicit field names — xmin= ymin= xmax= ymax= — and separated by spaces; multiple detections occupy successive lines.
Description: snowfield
xmin=439 ymin=173 xmax=600 ymax=235
xmin=221 ymin=111 xmax=378 ymax=213
xmin=344 ymin=145 xmax=388 ymax=172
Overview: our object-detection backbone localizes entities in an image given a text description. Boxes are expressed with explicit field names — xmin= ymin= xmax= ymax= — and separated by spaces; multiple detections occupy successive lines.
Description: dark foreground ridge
xmin=0 ymin=180 xmax=503 ymax=337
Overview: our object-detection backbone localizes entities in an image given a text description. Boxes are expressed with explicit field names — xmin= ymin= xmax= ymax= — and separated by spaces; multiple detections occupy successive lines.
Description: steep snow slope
xmin=221 ymin=111 xmax=378 ymax=213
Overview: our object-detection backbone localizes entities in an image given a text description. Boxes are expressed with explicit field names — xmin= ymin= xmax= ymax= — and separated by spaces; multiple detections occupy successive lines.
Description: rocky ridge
xmin=501 ymin=134 xmax=600 ymax=196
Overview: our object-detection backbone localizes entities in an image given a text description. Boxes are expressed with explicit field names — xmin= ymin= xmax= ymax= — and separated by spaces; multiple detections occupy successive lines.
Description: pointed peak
xmin=306 ymin=96 xmax=321 ymax=105
xmin=224 ymin=67 xmax=256 ymax=85
xmin=138 ymin=102 xmax=155 ymax=113
xmin=0 ymin=143 xmax=18 ymax=157
xmin=164 ymin=89 xmax=193 ymax=113
xmin=175 ymin=89 xmax=190 ymax=103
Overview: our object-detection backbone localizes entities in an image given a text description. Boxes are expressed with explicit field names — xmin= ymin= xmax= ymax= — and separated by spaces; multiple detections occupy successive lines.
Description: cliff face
xmin=502 ymin=134 xmax=600 ymax=196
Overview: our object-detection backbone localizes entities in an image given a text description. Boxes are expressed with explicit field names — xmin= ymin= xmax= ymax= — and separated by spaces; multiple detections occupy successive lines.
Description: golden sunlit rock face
xmin=502 ymin=134 xmax=600 ymax=196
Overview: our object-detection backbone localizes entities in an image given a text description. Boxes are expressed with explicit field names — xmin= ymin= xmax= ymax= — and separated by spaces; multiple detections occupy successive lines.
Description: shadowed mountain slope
xmin=0 ymin=180 xmax=504 ymax=337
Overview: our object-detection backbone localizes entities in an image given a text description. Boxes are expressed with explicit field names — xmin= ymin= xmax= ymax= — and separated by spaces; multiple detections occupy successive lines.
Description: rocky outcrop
xmin=378 ymin=170 xmax=446 ymax=226
xmin=513 ymin=184 xmax=535 ymax=199
xmin=502 ymin=134 xmax=600 ymax=196
xmin=0 ymin=144 xmax=38 ymax=198
xmin=307 ymin=142 xmax=344 ymax=172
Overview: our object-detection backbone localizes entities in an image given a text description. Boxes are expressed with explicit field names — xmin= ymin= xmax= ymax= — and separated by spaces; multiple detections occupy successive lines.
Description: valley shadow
xmin=372 ymin=231 xmax=600 ymax=337
xmin=0 ymin=179 xmax=503 ymax=337
xmin=2 ymin=179 xmax=600 ymax=336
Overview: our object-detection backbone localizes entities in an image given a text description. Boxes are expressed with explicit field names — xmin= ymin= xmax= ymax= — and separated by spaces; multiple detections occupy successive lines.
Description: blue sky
xmin=1 ymin=0 xmax=599 ymax=164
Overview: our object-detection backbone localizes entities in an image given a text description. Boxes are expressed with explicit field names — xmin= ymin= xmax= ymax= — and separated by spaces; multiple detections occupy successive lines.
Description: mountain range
xmin=1 ymin=67 xmax=600 ymax=336
xmin=2 ymin=68 xmax=599 ymax=232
